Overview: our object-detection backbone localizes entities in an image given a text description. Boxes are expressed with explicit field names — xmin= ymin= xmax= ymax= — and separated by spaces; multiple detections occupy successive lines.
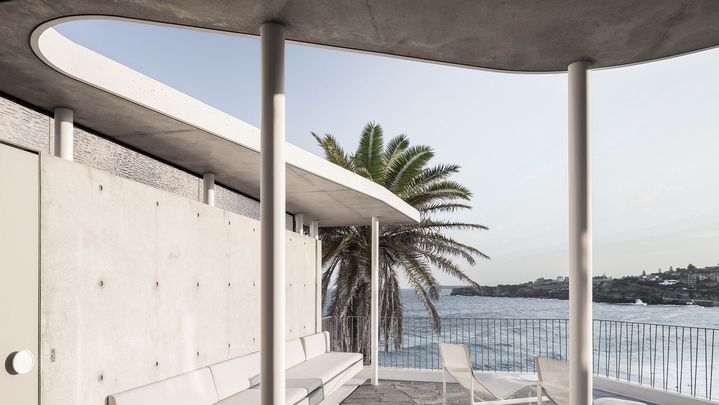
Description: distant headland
xmin=450 ymin=264 xmax=719 ymax=307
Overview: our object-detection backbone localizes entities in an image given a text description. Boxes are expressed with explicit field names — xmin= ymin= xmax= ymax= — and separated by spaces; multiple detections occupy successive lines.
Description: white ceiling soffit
xmin=31 ymin=20 xmax=420 ymax=227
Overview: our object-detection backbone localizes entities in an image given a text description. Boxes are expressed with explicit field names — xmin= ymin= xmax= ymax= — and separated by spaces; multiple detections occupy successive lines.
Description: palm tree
xmin=313 ymin=122 xmax=488 ymax=354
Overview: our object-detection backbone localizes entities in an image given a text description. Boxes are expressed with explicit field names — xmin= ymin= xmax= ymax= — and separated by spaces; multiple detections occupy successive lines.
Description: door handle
xmin=6 ymin=350 xmax=34 ymax=375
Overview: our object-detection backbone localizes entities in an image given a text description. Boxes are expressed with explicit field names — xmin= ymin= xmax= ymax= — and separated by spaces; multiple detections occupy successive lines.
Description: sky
xmin=56 ymin=20 xmax=719 ymax=287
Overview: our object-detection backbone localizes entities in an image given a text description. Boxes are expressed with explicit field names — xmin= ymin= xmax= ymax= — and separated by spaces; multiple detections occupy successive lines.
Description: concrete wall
xmin=40 ymin=155 xmax=319 ymax=405
xmin=0 ymin=94 xmax=270 ymax=222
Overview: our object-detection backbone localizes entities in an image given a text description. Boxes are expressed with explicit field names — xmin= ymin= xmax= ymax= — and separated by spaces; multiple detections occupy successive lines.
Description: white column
xmin=260 ymin=22 xmax=286 ymax=405
xmin=568 ymin=60 xmax=592 ymax=405
xmin=311 ymin=220 xmax=322 ymax=333
xmin=53 ymin=108 xmax=73 ymax=161
xmin=370 ymin=216 xmax=380 ymax=385
xmin=309 ymin=220 xmax=319 ymax=239
xmin=294 ymin=213 xmax=304 ymax=234
xmin=203 ymin=173 xmax=215 ymax=206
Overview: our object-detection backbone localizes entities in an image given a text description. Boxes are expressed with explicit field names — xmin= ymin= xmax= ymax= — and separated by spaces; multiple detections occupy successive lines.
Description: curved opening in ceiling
xmin=29 ymin=16 xmax=420 ymax=225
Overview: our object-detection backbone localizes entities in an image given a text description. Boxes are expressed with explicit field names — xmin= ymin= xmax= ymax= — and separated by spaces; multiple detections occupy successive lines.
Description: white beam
xmin=53 ymin=107 xmax=73 ymax=161
xmin=294 ymin=213 xmax=304 ymax=234
xmin=568 ymin=60 xmax=592 ymax=405
xmin=203 ymin=172 xmax=215 ymax=206
xmin=260 ymin=22 xmax=286 ymax=405
xmin=370 ymin=216 xmax=379 ymax=385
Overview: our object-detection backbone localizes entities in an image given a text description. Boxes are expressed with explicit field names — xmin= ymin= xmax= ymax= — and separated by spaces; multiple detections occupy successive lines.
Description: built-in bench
xmin=107 ymin=332 xmax=362 ymax=405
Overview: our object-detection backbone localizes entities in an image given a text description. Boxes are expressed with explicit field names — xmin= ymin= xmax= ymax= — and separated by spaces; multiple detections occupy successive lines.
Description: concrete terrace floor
xmin=341 ymin=380 xmax=654 ymax=405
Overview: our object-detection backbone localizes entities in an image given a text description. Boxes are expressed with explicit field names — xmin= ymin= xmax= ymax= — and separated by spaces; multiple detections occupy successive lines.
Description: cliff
xmin=451 ymin=268 xmax=719 ymax=307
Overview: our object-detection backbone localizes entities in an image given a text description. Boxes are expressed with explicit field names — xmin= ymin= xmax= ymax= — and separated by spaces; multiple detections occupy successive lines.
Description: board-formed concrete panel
xmin=39 ymin=155 xmax=319 ymax=405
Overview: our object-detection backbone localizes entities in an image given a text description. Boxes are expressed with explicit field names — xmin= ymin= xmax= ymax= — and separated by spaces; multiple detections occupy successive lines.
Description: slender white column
xmin=203 ymin=173 xmax=215 ymax=206
xmin=294 ymin=213 xmax=304 ymax=234
xmin=370 ymin=216 xmax=380 ymax=385
xmin=260 ymin=22 xmax=286 ymax=405
xmin=309 ymin=220 xmax=319 ymax=239
xmin=53 ymin=108 xmax=73 ymax=161
xmin=568 ymin=60 xmax=592 ymax=405
xmin=311 ymin=220 xmax=322 ymax=332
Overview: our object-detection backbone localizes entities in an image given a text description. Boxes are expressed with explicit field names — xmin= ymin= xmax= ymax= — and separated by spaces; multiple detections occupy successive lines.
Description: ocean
xmin=401 ymin=287 xmax=719 ymax=328
xmin=323 ymin=288 xmax=719 ymax=398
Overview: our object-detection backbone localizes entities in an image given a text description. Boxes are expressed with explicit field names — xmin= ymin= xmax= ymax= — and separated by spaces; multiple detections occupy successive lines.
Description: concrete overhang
xmin=2 ymin=1 xmax=719 ymax=75
xmin=1 ymin=2 xmax=718 ymax=223
xmin=26 ymin=22 xmax=419 ymax=227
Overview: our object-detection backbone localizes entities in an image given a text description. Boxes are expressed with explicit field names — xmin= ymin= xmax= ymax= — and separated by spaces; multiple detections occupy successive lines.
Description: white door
xmin=0 ymin=142 xmax=39 ymax=405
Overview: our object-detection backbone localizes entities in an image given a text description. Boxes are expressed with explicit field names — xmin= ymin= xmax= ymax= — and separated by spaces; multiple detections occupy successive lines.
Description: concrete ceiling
xmin=4 ymin=1 xmax=719 ymax=74
xmin=1 ymin=1 xmax=718 ymax=224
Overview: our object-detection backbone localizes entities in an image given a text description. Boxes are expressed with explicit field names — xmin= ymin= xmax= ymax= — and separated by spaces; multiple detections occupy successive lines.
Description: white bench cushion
xmin=210 ymin=352 xmax=260 ymax=400
xmin=286 ymin=352 xmax=362 ymax=385
xmin=286 ymin=377 xmax=323 ymax=394
xmin=107 ymin=368 xmax=217 ymax=405
xmin=216 ymin=387 xmax=308 ymax=405
xmin=286 ymin=338 xmax=307 ymax=369
xmin=300 ymin=332 xmax=329 ymax=360
xmin=594 ymin=399 xmax=645 ymax=405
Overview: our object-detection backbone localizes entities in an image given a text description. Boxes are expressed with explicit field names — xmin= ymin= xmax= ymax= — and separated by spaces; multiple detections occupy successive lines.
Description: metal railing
xmin=322 ymin=316 xmax=718 ymax=400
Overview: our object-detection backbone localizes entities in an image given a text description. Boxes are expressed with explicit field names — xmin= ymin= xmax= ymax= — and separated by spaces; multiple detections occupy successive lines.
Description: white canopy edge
xmin=31 ymin=23 xmax=420 ymax=226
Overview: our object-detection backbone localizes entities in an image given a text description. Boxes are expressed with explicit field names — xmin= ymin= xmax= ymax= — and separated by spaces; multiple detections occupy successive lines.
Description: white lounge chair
xmin=438 ymin=342 xmax=541 ymax=404
xmin=534 ymin=356 xmax=645 ymax=405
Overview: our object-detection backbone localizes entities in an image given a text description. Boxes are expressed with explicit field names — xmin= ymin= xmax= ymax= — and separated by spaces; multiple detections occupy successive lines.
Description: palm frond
xmin=313 ymin=122 xmax=489 ymax=353
xmin=312 ymin=133 xmax=354 ymax=170
xmin=384 ymin=145 xmax=434 ymax=193
xmin=353 ymin=122 xmax=385 ymax=181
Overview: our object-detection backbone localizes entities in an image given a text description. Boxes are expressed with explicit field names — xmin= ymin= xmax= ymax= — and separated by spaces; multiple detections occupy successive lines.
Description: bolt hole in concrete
xmin=98 ymin=184 xmax=103 ymax=191
xmin=155 ymin=281 xmax=159 ymax=287
xmin=228 ymin=282 xmax=231 ymax=287
xmin=196 ymin=212 xmax=200 ymax=218
xmin=98 ymin=280 xmax=104 ymax=287
xmin=155 ymin=361 xmax=159 ymax=367
xmin=196 ymin=351 xmax=200 ymax=357
xmin=196 ymin=282 xmax=200 ymax=287
xmin=155 ymin=201 xmax=159 ymax=206
xmin=98 ymin=374 xmax=104 ymax=382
